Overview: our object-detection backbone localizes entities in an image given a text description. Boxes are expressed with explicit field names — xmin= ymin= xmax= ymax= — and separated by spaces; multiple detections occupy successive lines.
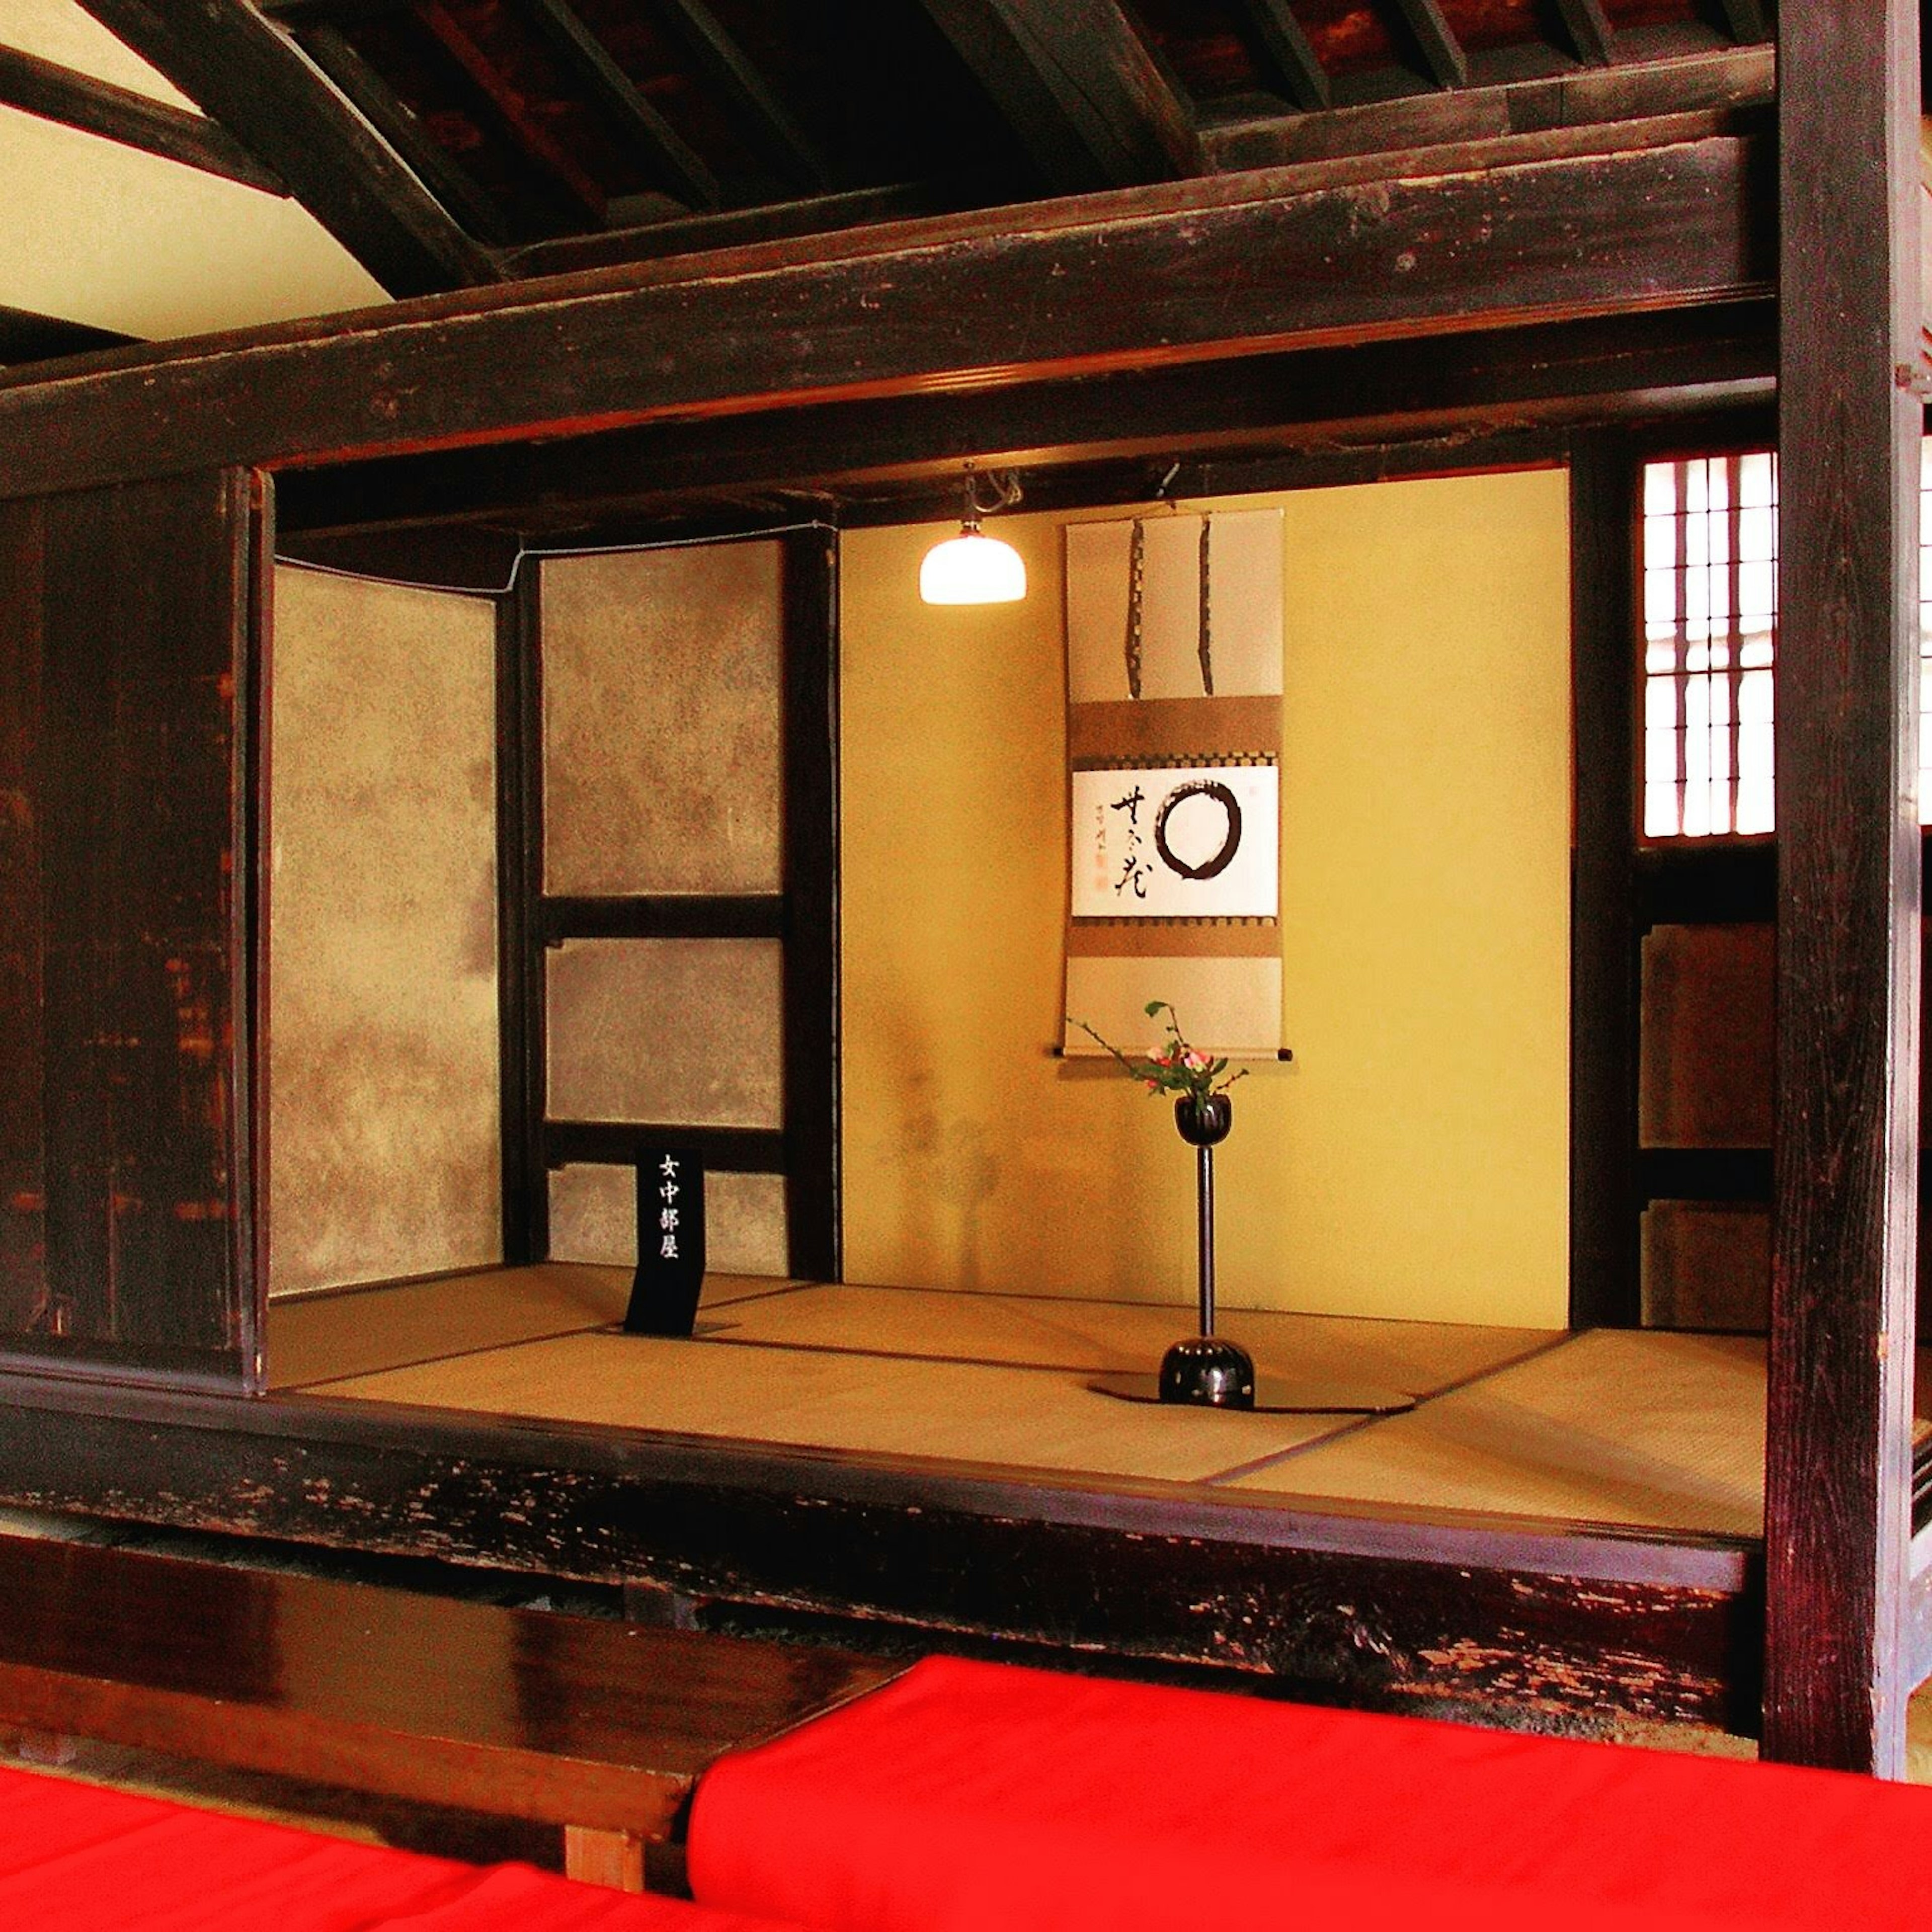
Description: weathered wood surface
xmin=1764 ymin=0 xmax=1923 ymax=1776
xmin=0 ymin=1379 xmax=1759 ymax=1732
xmin=916 ymin=0 xmax=1201 ymax=190
xmin=648 ymin=0 xmax=830 ymax=192
xmin=517 ymin=0 xmax=720 ymax=211
xmin=0 ymin=1531 xmax=899 ymax=1844
xmin=1229 ymin=0 xmax=1331 ymax=111
xmin=0 ymin=134 xmax=1770 ymax=502
xmin=0 ymin=474 xmax=256 ymax=1384
xmin=1200 ymin=42 xmax=1771 ymax=173
xmin=294 ymin=23 xmax=513 ymax=250
xmin=73 ymin=0 xmax=496 ymax=299
xmin=0 ymin=42 xmax=282 ymax=192
xmin=1386 ymin=0 xmax=1470 ymax=90
xmin=273 ymin=304 xmax=1774 ymax=542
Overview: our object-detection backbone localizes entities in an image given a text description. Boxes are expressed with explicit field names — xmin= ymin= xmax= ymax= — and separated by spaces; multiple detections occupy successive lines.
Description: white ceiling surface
xmin=0 ymin=0 xmax=389 ymax=342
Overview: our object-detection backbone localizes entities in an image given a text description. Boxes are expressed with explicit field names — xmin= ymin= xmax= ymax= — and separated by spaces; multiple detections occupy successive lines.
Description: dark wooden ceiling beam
xmin=73 ymin=0 xmax=496 ymax=296
xmin=414 ymin=0 xmax=606 ymax=224
xmin=917 ymin=0 xmax=1201 ymax=191
xmin=1228 ymin=0 xmax=1330 ymax=110
xmin=652 ymin=0 xmax=831 ymax=191
xmin=514 ymin=0 xmax=720 ymax=210
xmin=1204 ymin=43 xmax=1773 ymax=171
xmin=0 ymin=306 xmax=139 ymax=369
xmin=504 ymin=179 xmax=969 ymax=279
xmin=293 ymin=22 xmax=511 ymax=244
xmin=0 ymin=41 xmax=283 ymax=190
xmin=0 ymin=130 xmax=1772 ymax=499
xmin=273 ymin=303 xmax=1774 ymax=539
xmin=1382 ymin=0 xmax=1469 ymax=89
xmin=1550 ymin=0 xmax=1616 ymax=66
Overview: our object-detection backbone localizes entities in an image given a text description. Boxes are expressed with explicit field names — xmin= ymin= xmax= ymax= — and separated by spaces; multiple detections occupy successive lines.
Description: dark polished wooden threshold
xmin=0 ymin=1355 xmax=1760 ymax=1738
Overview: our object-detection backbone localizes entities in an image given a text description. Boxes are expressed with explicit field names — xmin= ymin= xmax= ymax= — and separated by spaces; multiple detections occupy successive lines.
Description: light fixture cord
xmin=1198 ymin=512 xmax=1214 ymax=696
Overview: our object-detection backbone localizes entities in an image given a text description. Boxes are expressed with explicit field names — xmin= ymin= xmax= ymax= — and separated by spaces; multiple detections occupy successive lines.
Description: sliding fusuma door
xmin=0 ymin=470 xmax=262 ymax=1387
xmin=525 ymin=530 xmax=838 ymax=1283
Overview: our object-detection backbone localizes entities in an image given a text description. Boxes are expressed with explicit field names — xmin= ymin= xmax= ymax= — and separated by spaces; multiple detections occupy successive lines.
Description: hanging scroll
xmin=1063 ymin=508 xmax=1285 ymax=1058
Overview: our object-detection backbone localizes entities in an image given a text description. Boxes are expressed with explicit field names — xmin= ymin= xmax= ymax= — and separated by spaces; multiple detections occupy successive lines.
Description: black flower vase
xmin=1160 ymin=1092 xmax=1256 ymax=1409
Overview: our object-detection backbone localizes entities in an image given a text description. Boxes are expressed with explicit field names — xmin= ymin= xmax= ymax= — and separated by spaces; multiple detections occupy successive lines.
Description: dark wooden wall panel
xmin=0 ymin=472 xmax=258 ymax=1383
xmin=0 ymin=500 xmax=46 ymax=1334
xmin=1640 ymin=922 xmax=1773 ymax=1149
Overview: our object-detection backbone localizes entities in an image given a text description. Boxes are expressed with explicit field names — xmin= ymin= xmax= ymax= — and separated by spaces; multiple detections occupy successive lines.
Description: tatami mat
xmin=315 ymin=1329 xmax=1359 ymax=1483
xmin=709 ymin=1281 xmax=1554 ymax=1387
xmin=1226 ymin=1331 xmax=1932 ymax=1537
xmin=269 ymin=1264 xmax=799 ymax=1390
xmin=273 ymin=1267 xmax=1932 ymax=1536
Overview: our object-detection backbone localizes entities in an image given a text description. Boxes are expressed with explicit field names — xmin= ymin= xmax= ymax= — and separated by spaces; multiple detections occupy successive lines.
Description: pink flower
xmin=1184 ymin=1050 xmax=1210 ymax=1071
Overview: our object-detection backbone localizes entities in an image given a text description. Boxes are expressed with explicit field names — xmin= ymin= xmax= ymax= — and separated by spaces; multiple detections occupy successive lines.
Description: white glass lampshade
xmin=919 ymin=529 xmax=1027 ymax=605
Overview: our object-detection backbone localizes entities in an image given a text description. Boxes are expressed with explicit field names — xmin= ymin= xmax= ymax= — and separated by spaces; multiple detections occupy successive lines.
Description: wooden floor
xmin=270 ymin=1266 xmax=1932 ymax=1539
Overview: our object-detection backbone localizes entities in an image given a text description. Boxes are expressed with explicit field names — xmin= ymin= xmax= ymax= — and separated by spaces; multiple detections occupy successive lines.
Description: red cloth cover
xmin=687 ymin=1653 xmax=1932 ymax=1932
xmin=0 ymin=1761 xmax=801 ymax=1932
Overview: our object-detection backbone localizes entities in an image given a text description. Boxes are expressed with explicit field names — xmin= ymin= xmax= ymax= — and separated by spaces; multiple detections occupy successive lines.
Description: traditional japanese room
xmin=4 ymin=0 xmax=1929 ymax=1784
xmin=258 ymin=457 xmax=1932 ymax=1550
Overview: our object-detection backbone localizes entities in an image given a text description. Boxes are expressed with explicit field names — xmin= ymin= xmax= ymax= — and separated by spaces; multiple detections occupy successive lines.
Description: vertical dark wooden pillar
xmin=497 ymin=553 xmax=548 ymax=1265
xmin=1765 ymin=0 xmax=1922 ymax=1774
xmin=781 ymin=528 xmax=840 ymax=1282
xmin=1569 ymin=433 xmax=1641 ymax=1330
xmin=0 ymin=500 xmax=46 ymax=1338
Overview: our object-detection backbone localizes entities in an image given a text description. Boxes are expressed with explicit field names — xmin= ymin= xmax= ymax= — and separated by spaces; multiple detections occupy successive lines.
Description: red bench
xmin=687 ymin=1654 xmax=1932 ymax=1932
xmin=0 ymin=1760 xmax=804 ymax=1931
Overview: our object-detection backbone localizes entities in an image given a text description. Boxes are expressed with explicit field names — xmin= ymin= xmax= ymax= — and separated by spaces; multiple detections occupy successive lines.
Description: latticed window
xmin=1640 ymin=444 xmax=1932 ymax=840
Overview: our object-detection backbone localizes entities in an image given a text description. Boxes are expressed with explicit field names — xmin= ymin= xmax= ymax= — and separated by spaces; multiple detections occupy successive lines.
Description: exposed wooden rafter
xmin=652 ymin=0 xmax=831 ymax=191
xmin=73 ymin=0 xmax=496 ymax=296
xmin=1383 ymin=0 xmax=1470 ymax=89
xmin=514 ymin=0 xmax=720 ymax=210
xmin=0 ymin=41 xmax=282 ymax=190
xmin=293 ymin=23 xmax=511 ymax=244
xmin=1205 ymin=44 xmax=1773 ymax=172
xmin=503 ymin=179 xmax=967 ymax=279
xmin=1228 ymin=0 xmax=1330 ymax=110
xmin=917 ymin=0 xmax=1201 ymax=191
xmin=414 ymin=1 xmax=607 ymax=224
xmin=0 ymin=306 xmax=138 ymax=368
xmin=1550 ymin=0 xmax=1616 ymax=67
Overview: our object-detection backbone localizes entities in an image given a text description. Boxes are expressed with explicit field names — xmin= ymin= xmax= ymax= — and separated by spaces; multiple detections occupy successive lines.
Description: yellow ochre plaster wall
xmin=840 ymin=469 xmax=1571 ymax=1327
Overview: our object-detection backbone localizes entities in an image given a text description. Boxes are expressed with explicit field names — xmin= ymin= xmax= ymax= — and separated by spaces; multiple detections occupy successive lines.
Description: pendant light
xmin=920 ymin=466 xmax=1026 ymax=605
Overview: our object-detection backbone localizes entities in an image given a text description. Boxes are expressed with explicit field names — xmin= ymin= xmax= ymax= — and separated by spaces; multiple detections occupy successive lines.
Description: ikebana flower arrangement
xmin=1067 ymin=1001 xmax=1247 ymax=1108
xmin=1068 ymin=1000 xmax=1254 ymax=1409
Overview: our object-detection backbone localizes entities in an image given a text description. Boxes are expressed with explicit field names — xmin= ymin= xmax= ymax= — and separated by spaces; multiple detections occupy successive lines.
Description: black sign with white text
xmin=624 ymin=1149 xmax=706 ymax=1337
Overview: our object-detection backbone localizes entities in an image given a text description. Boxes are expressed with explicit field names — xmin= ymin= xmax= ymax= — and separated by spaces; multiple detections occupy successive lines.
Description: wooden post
xmin=497 ymin=557 xmax=547 ymax=1266
xmin=1765 ymin=0 xmax=1922 ymax=1775
xmin=1568 ymin=433 xmax=1641 ymax=1330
